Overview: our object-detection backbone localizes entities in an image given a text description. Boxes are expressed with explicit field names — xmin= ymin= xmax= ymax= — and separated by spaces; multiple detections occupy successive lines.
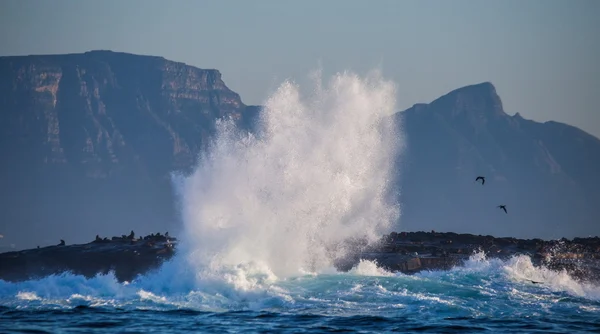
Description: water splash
xmin=174 ymin=69 xmax=402 ymax=279
xmin=349 ymin=259 xmax=394 ymax=277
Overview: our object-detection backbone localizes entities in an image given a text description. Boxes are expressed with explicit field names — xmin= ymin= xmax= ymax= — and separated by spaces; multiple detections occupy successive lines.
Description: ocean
xmin=2 ymin=71 xmax=598 ymax=332
xmin=1 ymin=254 xmax=599 ymax=333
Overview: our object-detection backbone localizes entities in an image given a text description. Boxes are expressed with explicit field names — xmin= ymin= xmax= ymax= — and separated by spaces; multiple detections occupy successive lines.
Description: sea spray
xmin=174 ymin=70 xmax=403 ymax=279
xmin=3 ymin=252 xmax=600 ymax=331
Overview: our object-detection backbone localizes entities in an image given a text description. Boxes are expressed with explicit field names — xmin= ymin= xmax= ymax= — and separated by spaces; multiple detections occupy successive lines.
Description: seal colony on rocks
xmin=0 ymin=232 xmax=176 ymax=283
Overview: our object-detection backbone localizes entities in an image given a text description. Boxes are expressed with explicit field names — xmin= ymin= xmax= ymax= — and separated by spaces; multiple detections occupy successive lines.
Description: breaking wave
xmin=1 ymin=71 xmax=598 ymax=332
xmin=172 ymin=69 xmax=402 ymax=279
xmin=1 ymin=252 xmax=599 ymax=313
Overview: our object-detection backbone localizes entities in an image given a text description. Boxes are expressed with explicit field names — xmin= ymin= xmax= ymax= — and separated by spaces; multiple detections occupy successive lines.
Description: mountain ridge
xmin=0 ymin=50 xmax=598 ymax=250
xmin=0 ymin=50 xmax=257 ymax=250
xmin=395 ymin=81 xmax=599 ymax=239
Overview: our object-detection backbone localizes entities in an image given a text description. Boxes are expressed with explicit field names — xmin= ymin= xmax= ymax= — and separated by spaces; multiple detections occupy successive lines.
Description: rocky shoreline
xmin=335 ymin=231 xmax=600 ymax=283
xmin=0 ymin=233 xmax=176 ymax=283
xmin=1 ymin=231 xmax=599 ymax=284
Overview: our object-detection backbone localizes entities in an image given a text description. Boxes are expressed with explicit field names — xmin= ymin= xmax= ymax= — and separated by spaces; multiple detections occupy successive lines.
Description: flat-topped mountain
xmin=0 ymin=50 xmax=258 ymax=249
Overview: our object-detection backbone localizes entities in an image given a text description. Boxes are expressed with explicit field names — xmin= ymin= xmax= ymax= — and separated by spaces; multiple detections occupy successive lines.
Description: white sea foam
xmin=173 ymin=69 xmax=402 ymax=279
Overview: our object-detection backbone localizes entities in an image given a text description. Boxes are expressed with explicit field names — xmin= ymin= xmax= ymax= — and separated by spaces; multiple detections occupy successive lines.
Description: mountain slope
xmin=395 ymin=82 xmax=599 ymax=239
xmin=1 ymin=51 xmax=598 ymax=250
xmin=0 ymin=50 xmax=257 ymax=250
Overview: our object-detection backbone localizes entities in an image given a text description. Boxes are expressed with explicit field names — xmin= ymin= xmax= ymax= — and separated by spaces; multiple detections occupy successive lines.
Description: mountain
xmin=395 ymin=82 xmax=600 ymax=239
xmin=0 ymin=50 xmax=259 ymax=250
xmin=1 ymin=51 xmax=598 ymax=250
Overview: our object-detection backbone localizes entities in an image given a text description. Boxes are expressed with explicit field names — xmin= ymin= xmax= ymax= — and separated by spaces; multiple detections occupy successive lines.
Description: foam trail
xmin=174 ymin=70 xmax=402 ymax=279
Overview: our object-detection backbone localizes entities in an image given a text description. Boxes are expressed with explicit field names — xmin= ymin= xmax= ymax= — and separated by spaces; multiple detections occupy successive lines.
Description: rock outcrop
xmin=335 ymin=231 xmax=600 ymax=283
xmin=0 ymin=233 xmax=177 ymax=283
xmin=2 ymin=231 xmax=598 ymax=284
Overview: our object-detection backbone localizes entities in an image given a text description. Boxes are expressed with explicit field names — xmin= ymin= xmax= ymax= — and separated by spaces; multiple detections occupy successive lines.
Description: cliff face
xmin=395 ymin=82 xmax=600 ymax=239
xmin=0 ymin=51 xmax=257 ymax=250
xmin=1 ymin=51 xmax=598 ymax=250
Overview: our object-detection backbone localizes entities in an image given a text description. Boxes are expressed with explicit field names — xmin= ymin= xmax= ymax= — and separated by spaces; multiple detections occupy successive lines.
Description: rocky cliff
xmin=0 ymin=50 xmax=258 ymax=250
xmin=395 ymin=82 xmax=600 ymax=239
xmin=1 ymin=51 xmax=598 ymax=250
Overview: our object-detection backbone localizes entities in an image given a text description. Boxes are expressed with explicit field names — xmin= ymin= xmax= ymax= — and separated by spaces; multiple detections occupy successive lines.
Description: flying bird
xmin=475 ymin=176 xmax=485 ymax=185
xmin=497 ymin=205 xmax=507 ymax=214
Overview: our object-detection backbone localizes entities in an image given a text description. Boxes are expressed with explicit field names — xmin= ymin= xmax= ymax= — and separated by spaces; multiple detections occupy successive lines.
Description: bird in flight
xmin=475 ymin=176 xmax=485 ymax=185
xmin=497 ymin=205 xmax=507 ymax=214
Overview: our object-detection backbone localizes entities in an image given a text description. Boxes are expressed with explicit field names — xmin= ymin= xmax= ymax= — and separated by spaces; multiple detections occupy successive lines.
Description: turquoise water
xmin=1 ymin=253 xmax=599 ymax=333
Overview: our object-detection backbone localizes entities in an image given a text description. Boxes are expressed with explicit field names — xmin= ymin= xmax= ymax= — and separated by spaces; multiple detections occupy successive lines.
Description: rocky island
xmin=1 ymin=231 xmax=599 ymax=284
xmin=336 ymin=231 xmax=600 ymax=283
xmin=0 ymin=232 xmax=177 ymax=283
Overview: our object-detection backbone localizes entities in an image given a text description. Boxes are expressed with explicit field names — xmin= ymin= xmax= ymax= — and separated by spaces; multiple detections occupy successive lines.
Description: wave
xmin=172 ymin=69 xmax=402 ymax=280
xmin=1 ymin=253 xmax=599 ymax=314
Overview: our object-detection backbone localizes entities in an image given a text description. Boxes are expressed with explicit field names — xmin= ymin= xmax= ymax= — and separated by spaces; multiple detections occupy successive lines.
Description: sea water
xmin=1 ymin=70 xmax=598 ymax=333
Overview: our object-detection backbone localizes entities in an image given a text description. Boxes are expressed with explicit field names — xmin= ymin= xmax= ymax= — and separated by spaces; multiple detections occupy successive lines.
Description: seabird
xmin=475 ymin=176 xmax=485 ymax=185
xmin=497 ymin=205 xmax=507 ymax=214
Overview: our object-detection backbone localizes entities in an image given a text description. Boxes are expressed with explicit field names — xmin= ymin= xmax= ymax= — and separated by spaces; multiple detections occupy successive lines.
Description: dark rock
xmin=334 ymin=231 xmax=600 ymax=283
xmin=1 ymin=230 xmax=598 ymax=284
xmin=0 ymin=232 xmax=177 ymax=283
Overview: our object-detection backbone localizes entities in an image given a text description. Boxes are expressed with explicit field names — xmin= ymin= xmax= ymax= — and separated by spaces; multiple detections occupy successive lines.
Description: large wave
xmin=172 ymin=69 xmax=403 ymax=279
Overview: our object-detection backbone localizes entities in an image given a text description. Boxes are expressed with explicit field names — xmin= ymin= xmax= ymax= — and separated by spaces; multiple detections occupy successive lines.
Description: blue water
xmin=1 ymin=253 xmax=599 ymax=333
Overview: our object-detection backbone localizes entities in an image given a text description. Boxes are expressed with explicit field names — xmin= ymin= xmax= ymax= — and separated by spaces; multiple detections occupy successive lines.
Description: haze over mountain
xmin=0 ymin=50 xmax=259 ymax=250
xmin=0 ymin=50 xmax=598 ymax=250
xmin=395 ymin=82 xmax=600 ymax=239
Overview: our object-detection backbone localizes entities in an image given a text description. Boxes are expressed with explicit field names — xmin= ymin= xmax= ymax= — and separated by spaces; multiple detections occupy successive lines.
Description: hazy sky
xmin=1 ymin=0 xmax=599 ymax=136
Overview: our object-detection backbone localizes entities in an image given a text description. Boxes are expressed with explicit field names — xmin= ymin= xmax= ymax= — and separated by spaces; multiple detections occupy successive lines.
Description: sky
xmin=1 ymin=0 xmax=599 ymax=137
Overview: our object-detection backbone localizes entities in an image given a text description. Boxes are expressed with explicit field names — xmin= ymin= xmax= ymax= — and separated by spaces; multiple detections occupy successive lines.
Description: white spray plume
xmin=174 ymin=69 xmax=403 ymax=279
